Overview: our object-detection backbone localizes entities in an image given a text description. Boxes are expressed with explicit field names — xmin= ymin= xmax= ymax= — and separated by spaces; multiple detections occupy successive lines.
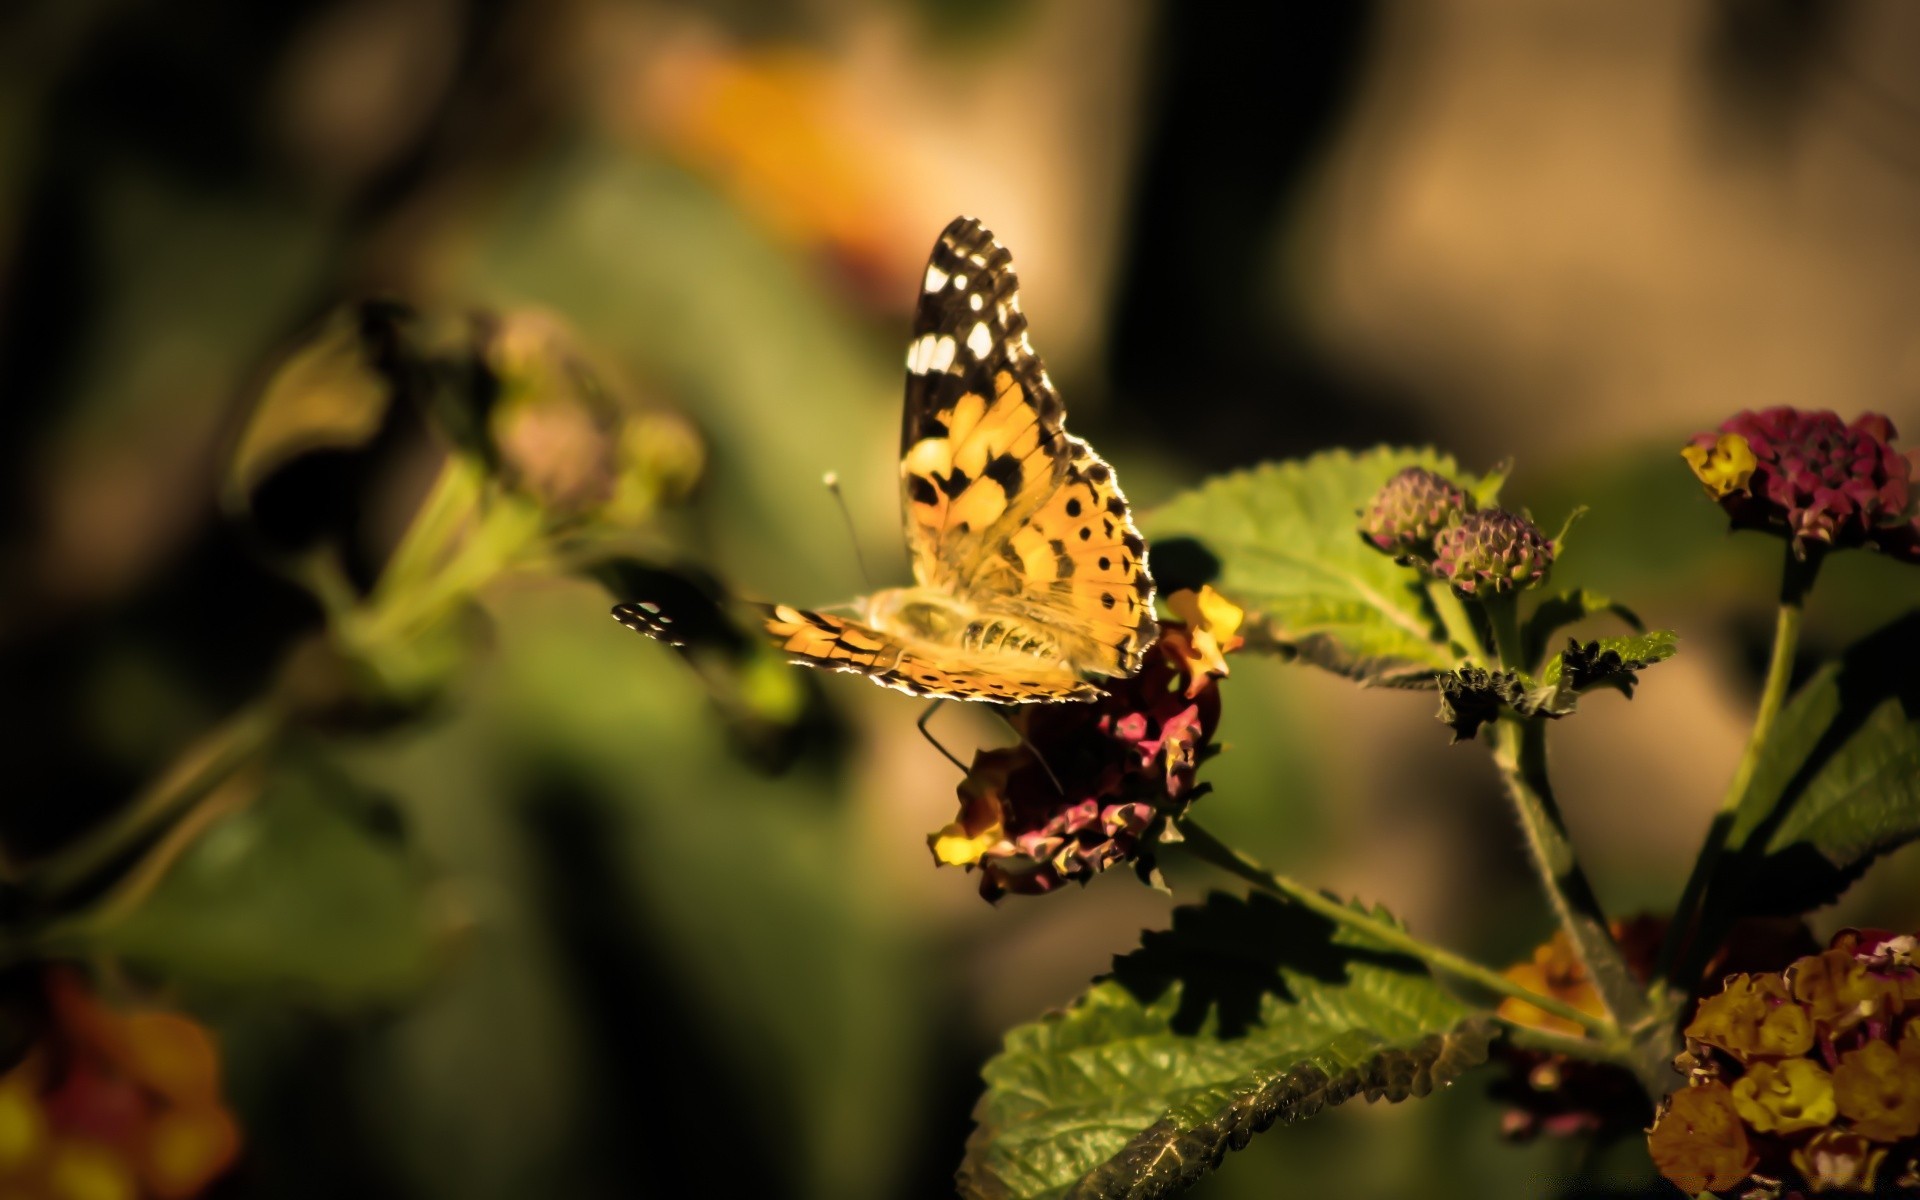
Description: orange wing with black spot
xmin=760 ymin=604 xmax=1101 ymax=702
xmin=899 ymin=217 xmax=1156 ymax=678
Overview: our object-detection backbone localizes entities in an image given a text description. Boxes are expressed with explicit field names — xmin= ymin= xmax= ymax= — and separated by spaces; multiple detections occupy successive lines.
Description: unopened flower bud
xmin=1360 ymin=467 xmax=1474 ymax=561
xmin=1432 ymin=509 xmax=1553 ymax=596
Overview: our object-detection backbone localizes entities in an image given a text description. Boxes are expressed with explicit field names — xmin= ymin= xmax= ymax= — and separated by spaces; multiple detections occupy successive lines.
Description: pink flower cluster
xmin=1684 ymin=409 xmax=1919 ymax=561
xmin=928 ymin=617 xmax=1229 ymax=901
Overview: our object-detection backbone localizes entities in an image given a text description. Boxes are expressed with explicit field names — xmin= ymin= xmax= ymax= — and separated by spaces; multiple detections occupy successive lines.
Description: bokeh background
xmin=5 ymin=1 xmax=1920 ymax=1196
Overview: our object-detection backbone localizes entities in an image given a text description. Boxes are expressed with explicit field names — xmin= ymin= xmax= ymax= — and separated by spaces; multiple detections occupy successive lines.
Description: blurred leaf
xmin=226 ymin=305 xmax=397 ymax=511
xmin=958 ymin=892 xmax=1495 ymax=1200
xmin=471 ymin=148 xmax=900 ymax=602
xmin=89 ymin=757 xmax=439 ymax=1007
xmin=1145 ymin=449 xmax=1503 ymax=685
xmin=1520 ymin=589 xmax=1641 ymax=671
xmin=1521 ymin=631 xmax=1677 ymax=717
xmin=1705 ymin=612 xmax=1920 ymax=922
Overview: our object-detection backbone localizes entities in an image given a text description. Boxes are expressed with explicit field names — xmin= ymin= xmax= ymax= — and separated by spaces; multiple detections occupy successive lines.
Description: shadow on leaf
xmin=1107 ymin=891 xmax=1425 ymax=1038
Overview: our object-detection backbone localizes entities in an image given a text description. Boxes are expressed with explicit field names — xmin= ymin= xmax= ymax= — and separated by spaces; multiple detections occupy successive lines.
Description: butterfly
xmin=614 ymin=216 xmax=1156 ymax=703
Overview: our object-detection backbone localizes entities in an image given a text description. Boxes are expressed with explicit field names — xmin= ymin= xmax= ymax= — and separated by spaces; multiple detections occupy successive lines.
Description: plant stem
xmin=24 ymin=702 xmax=283 ymax=902
xmin=1482 ymin=591 xmax=1648 ymax=1031
xmin=1427 ymin=580 xmax=1488 ymax=666
xmin=1485 ymin=592 xmax=1525 ymax=672
xmin=1173 ymin=817 xmax=1617 ymax=1039
xmin=1656 ymin=547 xmax=1818 ymax=988
xmin=1489 ymin=716 xmax=1646 ymax=1030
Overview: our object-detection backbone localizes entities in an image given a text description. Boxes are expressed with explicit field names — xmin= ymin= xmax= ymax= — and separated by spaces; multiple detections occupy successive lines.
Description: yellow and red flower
xmin=928 ymin=587 xmax=1241 ymax=901
xmin=0 ymin=970 xmax=239 ymax=1200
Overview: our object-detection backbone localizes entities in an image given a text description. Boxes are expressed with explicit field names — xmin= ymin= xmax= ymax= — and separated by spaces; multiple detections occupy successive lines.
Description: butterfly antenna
xmin=823 ymin=472 xmax=877 ymax=593
xmin=917 ymin=700 xmax=968 ymax=774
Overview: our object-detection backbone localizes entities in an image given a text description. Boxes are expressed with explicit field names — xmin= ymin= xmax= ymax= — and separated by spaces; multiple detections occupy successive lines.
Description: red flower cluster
xmin=928 ymin=588 xmax=1241 ymax=900
xmin=1683 ymin=409 xmax=1919 ymax=561
xmin=0 ymin=970 xmax=241 ymax=1200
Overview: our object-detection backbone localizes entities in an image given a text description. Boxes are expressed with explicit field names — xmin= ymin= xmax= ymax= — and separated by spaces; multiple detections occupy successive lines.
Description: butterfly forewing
xmin=899 ymin=217 xmax=1155 ymax=678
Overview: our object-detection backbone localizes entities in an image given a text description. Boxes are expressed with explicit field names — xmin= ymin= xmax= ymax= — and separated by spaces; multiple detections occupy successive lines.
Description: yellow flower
xmin=1832 ymin=1039 xmax=1920 ymax=1143
xmin=1789 ymin=948 xmax=1892 ymax=1036
xmin=1496 ymin=930 xmax=1606 ymax=1038
xmin=1730 ymin=1058 xmax=1837 ymax=1134
xmin=1681 ymin=432 xmax=1758 ymax=498
xmin=1647 ymin=1083 xmax=1756 ymax=1196
xmin=927 ymin=754 xmax=1010 ymax=867
xmin=1791 ymin=1129 xmax=1888 ymax=1194
xmin=1164 ymin=586 xmax=1245 ymax=696
xmin=1685 ymin=973 xmax=1814 ymax=1061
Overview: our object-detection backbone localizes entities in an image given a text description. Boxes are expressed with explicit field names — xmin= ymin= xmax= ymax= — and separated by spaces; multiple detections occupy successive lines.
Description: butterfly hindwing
xmin=760 ymin=604 xmax=1100 ymax=702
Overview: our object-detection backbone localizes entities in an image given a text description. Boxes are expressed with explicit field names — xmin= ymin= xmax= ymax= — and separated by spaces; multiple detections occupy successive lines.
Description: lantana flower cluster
xmin=927 ymin=587 xmax=1242 ymax=900
xmin=1491 ymin=917 xmax=1667 ymax=1141
xmin=1360 ymin=467 xmax=1554 ymax=596
xmin=1649 ymin=929 xmax=1920 ymax=1196
xmin=1682 ymin=408 xmax=1919 ymax=562
xmin=0 ymin=970 xmax=240 ymax=1200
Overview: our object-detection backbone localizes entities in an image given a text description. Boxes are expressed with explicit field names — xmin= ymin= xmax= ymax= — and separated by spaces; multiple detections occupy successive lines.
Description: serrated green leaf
xmin=958 ymin=892 xmax=1495 ymax=1200
xmin=1521 ymin=632 xmax=1676 ymax=717
xmin=1703 ymin=612 xmax=1920 ymax=922
xmin=86 ymin=757 xmax=442 ymax=1008
xmin=1435 ymin=667 xmax=1527 ymax=742
xmin=1521 ymin=589 xmax=1643 ymax=671
xmin=1144 ymin=448 xmax=1503 ymax=685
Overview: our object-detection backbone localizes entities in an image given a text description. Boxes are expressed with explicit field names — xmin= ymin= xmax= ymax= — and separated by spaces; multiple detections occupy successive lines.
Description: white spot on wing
xmin=906 ymin=333 xmax=936 ymax=374
xmin=953 ymin=274 xmax=968 ymax=290
xmin=930 ymin=335 xmax=957 ymax=373
xmin=967 ymin=321 xmax=993 ymax=359
xmin=924 ymin=264 xmax=949 ymax=293
xmin=968 ymin=293 xmax=983 ymax=312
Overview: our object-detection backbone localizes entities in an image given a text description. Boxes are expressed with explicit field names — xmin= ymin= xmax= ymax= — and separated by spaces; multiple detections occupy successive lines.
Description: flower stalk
xmin=1481 ymin=592 xmax=1651 ymax=1041
xmin=1658 ymin=547 xmax=1820 ymax=989
xmin=1173 ymin=817 xmax=1619 ymax=1041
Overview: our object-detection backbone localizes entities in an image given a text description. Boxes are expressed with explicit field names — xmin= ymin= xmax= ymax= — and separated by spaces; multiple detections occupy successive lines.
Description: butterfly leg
xmin=994 ymin=709 xmax=1065 ymax=795
xmin=916 ymin=700 xmax=968 ymax=775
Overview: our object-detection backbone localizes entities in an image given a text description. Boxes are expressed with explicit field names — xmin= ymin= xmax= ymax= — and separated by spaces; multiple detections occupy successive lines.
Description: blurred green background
xmin=4 ymin=1 xmax=1920 ymax=1197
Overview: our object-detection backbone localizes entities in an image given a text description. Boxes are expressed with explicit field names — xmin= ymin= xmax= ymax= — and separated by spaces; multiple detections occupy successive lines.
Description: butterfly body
xmin=617 ymin=216 xmax=1155 ymax=704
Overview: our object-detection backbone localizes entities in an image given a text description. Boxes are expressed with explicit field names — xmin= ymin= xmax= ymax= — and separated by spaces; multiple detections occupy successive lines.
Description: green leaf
xmin=1145 ymin=448 xmax=1504 ymax=685
xmin=958 ymin=892 xmax=1496 ymax=1200
xmin=1435 ymin=667 xmax=1526 ymax=742
xmin=1521 ymin=631 xmax=1678 ymax=717
xmin=1706 ymin=612 xmax=1920 ymax=921
xmin=86 ymin=756 xmax=441 ymax=1008
xmin=1520 ymin=589 xmax=1643 ymax=671
xmin=225 ymin=305 xmax=395 ymax=512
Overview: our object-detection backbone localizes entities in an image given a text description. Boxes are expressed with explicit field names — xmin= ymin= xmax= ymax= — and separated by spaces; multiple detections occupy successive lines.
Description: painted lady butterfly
xmin=616 ymin=217 xmax=1155 ymax=702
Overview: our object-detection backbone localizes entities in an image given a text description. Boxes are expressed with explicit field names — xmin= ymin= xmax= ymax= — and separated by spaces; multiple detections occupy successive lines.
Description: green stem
xmin=1485 ymin=592 xmax=1525 ymax=672
xmin=1427 ymin=580 xmax=1488 ymax=666
xmin=1174 ymin=817 xmax=1617 ymax=1039
xmin=371 ymin=455 xmax=483 ymax=609
xmin=24 ymin=702 xmax=284 ymax=902
xmin=1657 ymin=547 xmax=1818 ymax=988
xmin=1482 ymin=592 xmax=1648 ymax=1031
xmin=1490 ymin=716 xmax=1646 ymax=1030
xmin=1501 ymin=1024 xmax=1644 ymax=1074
